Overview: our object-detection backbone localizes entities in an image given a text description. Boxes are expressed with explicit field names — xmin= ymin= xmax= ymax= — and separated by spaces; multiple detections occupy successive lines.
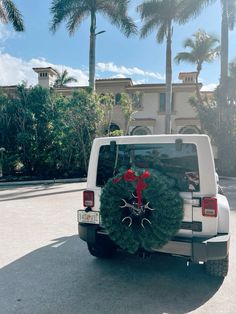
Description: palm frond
xmin=67 ymin=7 xmax=89 ymax=35
xmin=50 ymin=0 xmax=79 ymax=33
xmin=178 ymin=0 xmax=216 ymax=24
xmin=54 ymin=69 xmax=77 ymax=87
xmin=100 ymin=0 xmax=137 ymax=37
xmin=140 ymin=17 xmax=159 ymax=38
xmin=156 ymin=22 xmax=167 ymax=43
xmin=175 ymin=52 xmax=196 ymax=64
xmin=137 ymin=1 xmax=162 ymax=20
xmin=175 ymin=29 xmax=219 ymax=71
xmin=183 ymin=38 xmax=195 ymax=49
xmin=2 ymin=0 xmax=24 ymax=31
xmin=0 ymin=5 xmax=8 ymax=23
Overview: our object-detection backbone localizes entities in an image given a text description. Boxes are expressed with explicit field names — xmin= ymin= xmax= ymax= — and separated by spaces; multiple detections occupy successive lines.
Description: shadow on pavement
xmin=0 ymin=188 xmax=85 ymax=202
xmin=0 ymin=235 xmax=223 ymax=314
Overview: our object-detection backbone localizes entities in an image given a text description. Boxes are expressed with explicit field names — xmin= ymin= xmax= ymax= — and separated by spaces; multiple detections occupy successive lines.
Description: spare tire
xmin=100 ymin=168 xmax=183 ymax=253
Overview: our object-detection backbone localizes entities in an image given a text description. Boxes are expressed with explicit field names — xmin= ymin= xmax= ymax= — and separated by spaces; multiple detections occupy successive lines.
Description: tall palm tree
xmin=175 ymin=30 xmax=220 ymax=104
xmin=0 ymin=0 xmax=24 ymax=31
xmin=184 ymin=0 xmax=236 ymax=104
xmin=220 ymin=0 xmax=236 ymax=85
xmin=54 ymin=69 xmax=77 ymax=87
xmin=50 ymin=0 xmax=137 ymax=91
xmin=229 ymin=58 xmax=236 ymax=79
xmin=137 ymin=0 xmax=208 ymax=134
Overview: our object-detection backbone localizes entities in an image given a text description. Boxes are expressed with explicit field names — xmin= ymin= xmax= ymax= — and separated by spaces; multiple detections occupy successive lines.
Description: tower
xmin=33 ymin=67 xmax=58 ymax=88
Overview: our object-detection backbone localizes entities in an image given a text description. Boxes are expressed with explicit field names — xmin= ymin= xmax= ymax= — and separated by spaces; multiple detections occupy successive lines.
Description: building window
xmin=40 ymin=72 xmax=48 ymax=77
xmin=159 ymin=93 xmax=174 ymax=112
xmin=115 ymin=93 xmax=121 ymax=104
xmin=179 ymin=126 xmax=201 ymax=134
xmin=109 ymin=123 xmax=120 ymax=132
xmin=105 ymin=123 xmax=120 ymax=134
xmin=131 ymin=126 xmax=151 ymax=135
xmin=132 ymin=92 xmax=143 ymax=109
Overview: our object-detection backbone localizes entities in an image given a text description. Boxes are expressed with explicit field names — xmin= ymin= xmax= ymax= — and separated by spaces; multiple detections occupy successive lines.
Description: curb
xmin=220 ymin=176 xmax=236 ymax=181
xmin=0 ymin=177 xmax=87 ymax=187
xmin=1 ymin=176 xmax=235 ymax=186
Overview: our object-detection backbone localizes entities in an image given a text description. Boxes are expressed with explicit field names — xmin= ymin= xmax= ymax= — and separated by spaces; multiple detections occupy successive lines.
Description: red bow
xmin=114 ymin=169 xmax=150 ymax=208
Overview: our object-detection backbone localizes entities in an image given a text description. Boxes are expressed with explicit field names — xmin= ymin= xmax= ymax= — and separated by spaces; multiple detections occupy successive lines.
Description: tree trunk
xmin=165 ymin=22 xmax=172 ymax=134
xmin=78 ymin=126 xmax=88 ymax=174
xmin=89 ymin=10 xmax=96 ymax=92
xmin=219 ymin=0 xmax=229 ymax=125
xmin=220 ymin=0 xmax=229 ymax=86
xmin=196 ymin=64 xmax=203 ymax=105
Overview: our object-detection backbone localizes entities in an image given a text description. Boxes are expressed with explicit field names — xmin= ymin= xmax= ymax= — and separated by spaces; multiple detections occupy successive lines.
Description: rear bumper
xmin=192 ymin=234 xmax=230 ymax=262
xmin=78 ymin=223 xmax=230 ymax=262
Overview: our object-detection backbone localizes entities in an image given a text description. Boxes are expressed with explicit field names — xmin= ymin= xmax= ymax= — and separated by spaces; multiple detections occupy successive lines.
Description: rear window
xmin=96 ymin=143 xmax=200 ymax=192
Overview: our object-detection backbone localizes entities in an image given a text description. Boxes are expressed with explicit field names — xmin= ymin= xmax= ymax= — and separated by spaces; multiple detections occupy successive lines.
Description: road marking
xmin=51 ymin=241 xmax=66 ymax=248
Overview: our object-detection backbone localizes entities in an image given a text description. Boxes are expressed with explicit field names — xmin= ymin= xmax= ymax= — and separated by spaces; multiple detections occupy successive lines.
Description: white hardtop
xmin=87 ymin=134 xmax=217 ymax=196
xmin=92 ymin=134 xmax=210 ymax=145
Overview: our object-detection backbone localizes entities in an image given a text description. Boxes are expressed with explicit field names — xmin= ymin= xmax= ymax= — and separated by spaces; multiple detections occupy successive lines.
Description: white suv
xmin=78 ymin=135 xmax=230 ymax=277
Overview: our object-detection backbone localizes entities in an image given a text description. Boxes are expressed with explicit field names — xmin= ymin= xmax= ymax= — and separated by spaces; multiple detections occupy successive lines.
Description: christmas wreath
xmin=100 ymin=168 xmax=183 ymax=254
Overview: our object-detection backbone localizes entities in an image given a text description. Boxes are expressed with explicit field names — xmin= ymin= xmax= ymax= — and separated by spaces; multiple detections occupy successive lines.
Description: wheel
xmin=87 ymin=237 xmax=116 ymax=258
xmin=205 ymin=255 xmax=229 ymax=277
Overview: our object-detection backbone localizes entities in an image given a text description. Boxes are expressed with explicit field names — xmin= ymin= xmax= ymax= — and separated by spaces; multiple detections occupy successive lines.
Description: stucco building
xmin=3 ymin=67 xmax=203 ymax=135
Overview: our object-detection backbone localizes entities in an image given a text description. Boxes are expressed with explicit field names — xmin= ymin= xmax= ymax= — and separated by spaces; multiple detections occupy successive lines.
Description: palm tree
xmin=229 ymin=58 xmax=236 ymax=79
xmin=54 ymin=69 xmax=77 ymax=87
xmin=220 ymin=0 xmax=236 ymax=85
xmin=0 ymin=0 xmax=24 ymax=31
xmin=137 ymin=0 xmax=209 ymax=134
xmin=184 ymin=0 xmax=236 ymax=106
xmin=50 ymin=0 xmax=137 ymax=91
xmin=175 ymin=30 xmax=220 ymax=104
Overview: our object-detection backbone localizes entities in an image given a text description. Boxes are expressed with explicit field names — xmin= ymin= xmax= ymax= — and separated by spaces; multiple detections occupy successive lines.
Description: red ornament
xmin=113 ymin=169 xmax=150 ymax=208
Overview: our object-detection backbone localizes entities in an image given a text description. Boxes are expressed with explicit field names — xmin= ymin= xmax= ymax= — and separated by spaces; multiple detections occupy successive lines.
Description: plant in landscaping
xmin=189 ymin=60 xmax=236 ymax=175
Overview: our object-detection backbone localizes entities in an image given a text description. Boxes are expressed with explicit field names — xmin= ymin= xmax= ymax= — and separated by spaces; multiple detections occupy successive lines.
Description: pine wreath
xmin=100 ymin=168 xmax=184 ymax=254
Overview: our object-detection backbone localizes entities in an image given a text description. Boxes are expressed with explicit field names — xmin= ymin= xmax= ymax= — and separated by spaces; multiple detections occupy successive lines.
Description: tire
xmin=205 ymin=255 xmax=229 ymax=277
xmin=87 ymin=237 xmax=116 ymax=259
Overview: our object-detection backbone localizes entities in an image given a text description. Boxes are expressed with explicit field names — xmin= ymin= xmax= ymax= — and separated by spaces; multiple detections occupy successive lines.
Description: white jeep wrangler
xmin=78 ymin=135 xmax=230 ymax=277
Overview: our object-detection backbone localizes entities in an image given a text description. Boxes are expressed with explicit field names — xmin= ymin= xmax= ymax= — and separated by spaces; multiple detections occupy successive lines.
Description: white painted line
xmin=51 ymin=241 xmax=66 ymax=248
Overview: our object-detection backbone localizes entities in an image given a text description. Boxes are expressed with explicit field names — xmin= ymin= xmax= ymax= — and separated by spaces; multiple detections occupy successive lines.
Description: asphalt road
xmin=0 ymin=179 xmax=235 ymax=314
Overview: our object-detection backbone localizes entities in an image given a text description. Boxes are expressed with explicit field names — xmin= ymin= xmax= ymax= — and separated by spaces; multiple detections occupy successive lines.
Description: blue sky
xmin=0 ymin=0 xmax=236 ymax=90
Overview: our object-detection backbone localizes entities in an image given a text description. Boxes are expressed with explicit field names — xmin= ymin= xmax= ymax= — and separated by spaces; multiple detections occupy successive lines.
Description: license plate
xmin=78 ymin=210 xmax=100 ymax=224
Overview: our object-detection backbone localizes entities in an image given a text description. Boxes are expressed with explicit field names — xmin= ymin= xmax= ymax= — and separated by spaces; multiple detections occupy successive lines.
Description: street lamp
xmin=0 ymin=147 xmax=6 ymax=178
xmin=95 ymin=30 xmax=106 ymax=36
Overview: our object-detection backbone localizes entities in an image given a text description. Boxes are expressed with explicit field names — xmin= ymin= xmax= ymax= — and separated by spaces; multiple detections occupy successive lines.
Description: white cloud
xmin=201 ymin=83 xmax=218 ymax=92
xmin=0 ymin=25 xmax=15 ymax=42
xmin=0 ymin=51 xmax=218 ymax=91
xmin=0 ymin=52 xmax=89 ymax=86
xmin=96 ymin=62 xmax=165 ymax=81
xmin=109 ymin=74 xmax=127 ymax=79
xmin=133 ymin=79 xmax=148 ymax=85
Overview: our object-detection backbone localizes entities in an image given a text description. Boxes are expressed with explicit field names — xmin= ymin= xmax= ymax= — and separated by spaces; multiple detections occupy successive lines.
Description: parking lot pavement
xmin=0 ymin=180 xmax=236 ymax=314
xmin=220 ymin=178 xmax=236 ymax=209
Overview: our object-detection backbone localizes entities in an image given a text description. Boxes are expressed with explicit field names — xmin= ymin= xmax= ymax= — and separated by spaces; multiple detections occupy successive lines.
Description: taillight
xmin=83 ymin=191 xmax=94 ymax=207
xmin=202 ymin=197 xmax=218 ymax=217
